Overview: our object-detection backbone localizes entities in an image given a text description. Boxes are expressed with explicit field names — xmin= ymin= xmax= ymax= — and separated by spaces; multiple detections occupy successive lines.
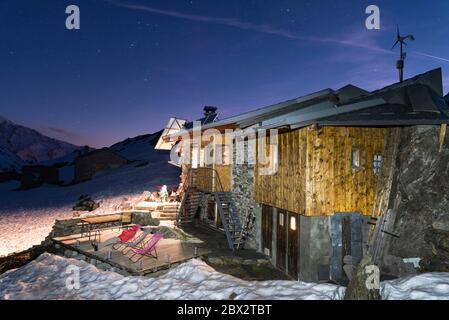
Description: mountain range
xmin=0 ymin=116 xmax=81 ymax=171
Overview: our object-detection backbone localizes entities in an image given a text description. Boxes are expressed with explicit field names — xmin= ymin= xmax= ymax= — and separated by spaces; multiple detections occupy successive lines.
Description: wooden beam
xmin=439 ymin=123 xmax=447 ymax=153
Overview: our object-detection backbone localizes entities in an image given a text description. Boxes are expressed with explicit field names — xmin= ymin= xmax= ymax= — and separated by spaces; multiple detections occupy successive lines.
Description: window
xmin=279 ymin=213 xmax=284 ymax=226
xmin=290 ymin=216 xmax=297 ymax=231
xmin=373 ymin=154 xmax=382 ymax=174
xmin=351 ymin=147 xmax=361 ymax=168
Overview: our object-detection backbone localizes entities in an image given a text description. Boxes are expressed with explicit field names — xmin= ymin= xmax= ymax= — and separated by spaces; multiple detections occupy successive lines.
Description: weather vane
xmin=392 ymin=25 xmax=415 ymax=82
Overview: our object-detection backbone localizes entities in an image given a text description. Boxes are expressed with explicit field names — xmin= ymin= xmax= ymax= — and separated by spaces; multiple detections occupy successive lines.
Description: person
xmin=159 ymin=185 xmax=168 ymax=202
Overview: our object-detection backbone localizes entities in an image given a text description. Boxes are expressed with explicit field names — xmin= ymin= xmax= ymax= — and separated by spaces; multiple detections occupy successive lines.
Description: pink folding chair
xmin=129 ymin=233 xmax=163 ymax=262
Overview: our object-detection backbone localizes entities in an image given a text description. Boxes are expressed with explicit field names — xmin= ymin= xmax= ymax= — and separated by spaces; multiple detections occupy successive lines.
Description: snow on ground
xmin=1 ymin=252 xmax=448 ymax=300
xmin=0 ymin=253 xmax=345 ymax=300
xmin=0 ymin=160 xmax=179 ymax=257
xmin=381 ymin=272 xmax=449 ymax=300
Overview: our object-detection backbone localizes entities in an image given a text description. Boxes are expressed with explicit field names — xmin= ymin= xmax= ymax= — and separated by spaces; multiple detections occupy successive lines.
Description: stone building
xmin=74 ymin=148 xmax=128 ymax=182
xmin=21 ymin=165 xmax=59 ymax=189
xmin=157 ymin=68 xmax=449 ymax=283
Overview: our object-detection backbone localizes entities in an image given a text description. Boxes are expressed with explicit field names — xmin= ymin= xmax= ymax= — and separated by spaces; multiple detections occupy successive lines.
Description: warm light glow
xmin=290 ymin=216 xmax=296 ymax=231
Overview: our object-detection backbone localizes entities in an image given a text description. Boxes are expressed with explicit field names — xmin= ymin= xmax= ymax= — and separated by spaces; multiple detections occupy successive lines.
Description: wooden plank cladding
xmin=191 ymin=168 xmax=213 ymax=192
xmin=255 ymin=129 xmax=307 ymax=215
xmin=254 ymin=126 xmax=387 ymax=217
xmin=191 ymin=166 xmax=231 ymax=192
xmin=215 ymin=164 xmax=231 ymax=192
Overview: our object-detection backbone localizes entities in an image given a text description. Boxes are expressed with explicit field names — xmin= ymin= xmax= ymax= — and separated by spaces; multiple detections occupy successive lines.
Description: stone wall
xmin=231 ymin=139 xmax=261 ymax=250
xmin=387 ymin=125 xmax=449 ymax=272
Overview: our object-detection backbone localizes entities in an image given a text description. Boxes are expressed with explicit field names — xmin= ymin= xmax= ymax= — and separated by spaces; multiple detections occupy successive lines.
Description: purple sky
xmin=1 ymin=0 xmax=448 ymax=147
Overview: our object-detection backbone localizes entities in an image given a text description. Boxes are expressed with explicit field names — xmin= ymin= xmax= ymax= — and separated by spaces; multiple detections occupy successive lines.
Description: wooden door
xmin=276 ymin=209 xmax=287 ymax=271
xmin=287 ymin=212 xmax=299 ymax=279
xmin=261 ymin=205 xmax=273 ymax=257
xmin=207 ymin=201 xmax=215 ymax=224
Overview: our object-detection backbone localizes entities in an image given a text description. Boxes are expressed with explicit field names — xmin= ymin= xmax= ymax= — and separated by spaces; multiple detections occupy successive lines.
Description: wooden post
xmin=439 ymin=124 xmax=447 ymax=153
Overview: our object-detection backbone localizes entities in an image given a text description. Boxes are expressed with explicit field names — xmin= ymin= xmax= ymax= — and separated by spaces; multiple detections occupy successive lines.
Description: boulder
xmin=131 ymin=212 xmax=160 ymax=226
xmin=344 ymin=255 xmax=381 ymax=300
xmin=73 ymin=195 xmax=99 ymax=212
xmin=421 ymin=228 xmax=449 ymax=272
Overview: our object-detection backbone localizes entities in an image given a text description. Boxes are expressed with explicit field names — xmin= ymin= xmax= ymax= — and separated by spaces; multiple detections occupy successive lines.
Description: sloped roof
xmin=266 ymin=68 xmax=449 ymax=129
xmin=184 ymin=112 xmax=218 ymax=130
xmin=311 ymin=70 xmax=449 ymax=127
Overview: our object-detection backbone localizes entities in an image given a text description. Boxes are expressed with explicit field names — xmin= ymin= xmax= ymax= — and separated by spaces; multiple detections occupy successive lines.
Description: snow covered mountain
xmin=0 ymin=116 xmax=81 ymax=164
xmin=110 ymin=130 xmax=168 ymax=162
xmin=0 ymin=147 xmax=24 ymax=172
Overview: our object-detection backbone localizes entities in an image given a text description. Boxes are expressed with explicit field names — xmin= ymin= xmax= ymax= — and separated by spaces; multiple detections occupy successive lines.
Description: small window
xmin=290 ymin=216 xmax=297 ymax=231
xmin=279 ymin=213 xmax=284 ymax=226
xmin=351 ymin=148 xmax=361 ymax=168
xmin=373 ymin=154 xmax=382 ymax=174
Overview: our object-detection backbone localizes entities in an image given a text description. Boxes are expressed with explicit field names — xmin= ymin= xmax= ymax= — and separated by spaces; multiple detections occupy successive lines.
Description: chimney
xmin=203 ymin=106 xmax=217 ymax=116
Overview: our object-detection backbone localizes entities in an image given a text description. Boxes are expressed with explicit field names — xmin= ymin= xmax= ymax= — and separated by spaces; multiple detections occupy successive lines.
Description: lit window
xmin=351 ymin=148 xmax=360 ymax=168
xmin=290 ymin=216 xmax=296 ymax=230
xmin=373 ymin=154 xmax=382 ymax=174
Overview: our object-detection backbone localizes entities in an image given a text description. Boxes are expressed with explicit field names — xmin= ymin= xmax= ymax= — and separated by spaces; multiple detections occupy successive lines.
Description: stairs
xmin=214 ymin=192 xmax=244 ymax=250
xmin=177 ymin=167 xmax=247 ymax=251
xmin=177 ymin=188 xmax=203 ymax=223
xmin=158 ymin=202 xmax=181 ymax=220
xmin=133 ymin=202 xmax=181 ymax=220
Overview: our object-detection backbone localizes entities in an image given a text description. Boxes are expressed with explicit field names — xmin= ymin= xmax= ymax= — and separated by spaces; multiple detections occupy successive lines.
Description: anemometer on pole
xmin=392 ymin=25 xmax=415 ymax=82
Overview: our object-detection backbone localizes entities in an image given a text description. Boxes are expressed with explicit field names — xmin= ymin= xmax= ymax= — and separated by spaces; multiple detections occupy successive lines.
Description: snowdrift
xmin=0 ymin=253 xmax=345 ymax=300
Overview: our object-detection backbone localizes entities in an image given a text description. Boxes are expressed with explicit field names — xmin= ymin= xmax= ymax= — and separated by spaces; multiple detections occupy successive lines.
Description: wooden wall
xmin=185 ymin=132 xmax=232 ymax=192
xmin=215 ymin=164 xmax=231 ymax=192
xmin=254 ymin=126 xmax=387 ymax=216
xmin=255 ymin=129 xmax=308 ymax=214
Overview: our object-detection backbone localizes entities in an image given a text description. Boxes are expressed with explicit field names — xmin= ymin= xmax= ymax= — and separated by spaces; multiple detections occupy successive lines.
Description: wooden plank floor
xmin=53 ymin=229 xmax=209 ymax=276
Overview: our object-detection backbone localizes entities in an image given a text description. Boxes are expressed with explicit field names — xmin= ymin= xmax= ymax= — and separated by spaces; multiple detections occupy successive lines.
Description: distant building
xmin=74 ymin=148 xmax=128 ymax=182
xmin=21 ymin=165 xmax=59 ymax=189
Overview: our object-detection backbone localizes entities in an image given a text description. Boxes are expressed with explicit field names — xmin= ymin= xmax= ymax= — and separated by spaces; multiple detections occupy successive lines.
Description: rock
xmin=96 ymin=262 xmax=111 ymax=270
xmin=382 ymin=254 xmax=416 ymax=277
xmin=242 ymin=259 xmax=255 ymax=265
xmin=131 ymin=212 xmax=160 ymax=226
xmin=420 ymin=228 xmax=449 ymax=272
xmin=432 ymin=219 xmax=449 ymax=232
xmin=344 ymin=255 xmax=381 ymax=300
xmin=73 ymin=195 xmax=100 ymax=212
xmin=64 ymin=250 xmax=72 ymax=258
xmin=207 ymin=257 xmax=224 ymax=265
xmin=388 ymin=126 xmax=449 ymax=262
xmin=256 ymin=259 xmax=269 ymax=265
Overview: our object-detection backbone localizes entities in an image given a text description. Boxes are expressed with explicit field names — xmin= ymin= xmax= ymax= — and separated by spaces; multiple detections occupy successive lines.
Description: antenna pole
xmin=393 ymin=26 xmax=414 ymax=83
xmin=399 ymin=41 xmax=404 ymax=82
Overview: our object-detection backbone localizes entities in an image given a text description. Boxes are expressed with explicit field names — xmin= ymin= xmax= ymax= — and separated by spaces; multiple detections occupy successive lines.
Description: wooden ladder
xmin=236 ymin=210 xmax=256 ymax=250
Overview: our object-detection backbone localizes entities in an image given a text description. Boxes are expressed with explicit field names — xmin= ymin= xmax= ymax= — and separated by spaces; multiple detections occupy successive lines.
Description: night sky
xmin=1 ymin=0 xmax=448 ymax=147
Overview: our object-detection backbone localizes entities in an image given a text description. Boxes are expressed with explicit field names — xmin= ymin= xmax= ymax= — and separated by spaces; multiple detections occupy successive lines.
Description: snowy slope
xmin=0 ymin=116 xmax=80 ymax=163
xmin=110 ymin=131 xmax=166 ymax=162
xmin=0 ymin=253 xmax=345 ymax=300
xmin=0 ymin=147 xmax=24 ymax=172
xmin=0 ymin=160 xmax=179 ymax=256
